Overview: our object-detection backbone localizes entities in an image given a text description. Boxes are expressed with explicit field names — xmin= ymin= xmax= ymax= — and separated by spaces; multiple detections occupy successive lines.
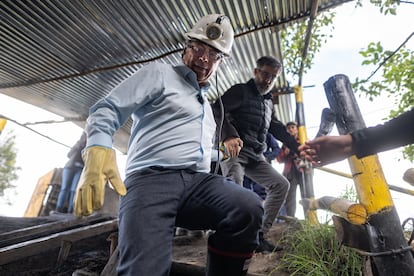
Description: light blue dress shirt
xmin=85 ymin=62 xmax=219 ymax=176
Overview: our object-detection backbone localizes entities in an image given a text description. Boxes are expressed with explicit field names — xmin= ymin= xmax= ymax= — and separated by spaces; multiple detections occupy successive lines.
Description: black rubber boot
xmin=205 ymin=248 xmax=251 ymax=276
xmin=255 ymin=231 xmax=283 ymax=253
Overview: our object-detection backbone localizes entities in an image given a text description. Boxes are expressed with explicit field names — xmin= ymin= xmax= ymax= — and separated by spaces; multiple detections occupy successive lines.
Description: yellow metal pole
xmin=293 ymin=86 xmax=307 ymax=144
xmin=0 ymin=118 xmax=7 ymax=134
xmin=348 ymin=155 xmax=394 ymax=214
xmin=294 ymin=85 xmax=318 ymax=224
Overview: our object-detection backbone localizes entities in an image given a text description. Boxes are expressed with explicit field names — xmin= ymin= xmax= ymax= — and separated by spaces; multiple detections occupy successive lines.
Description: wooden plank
xmin=0 ymin=219 xmax=118 ymax=265
xmin=0 ymin=215 xmax=114 ymax=247
xmin=100 ymin=246 xmax=119 ymax=276
xmin=24 ymin=169 xmax=57 ymax=217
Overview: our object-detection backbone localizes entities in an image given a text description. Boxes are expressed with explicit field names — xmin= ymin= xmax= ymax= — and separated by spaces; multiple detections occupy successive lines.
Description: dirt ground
xmin=0 ymin=216 xmax=298 ymax=275
xmin=172 ymin=221 xmax=297 ymax=276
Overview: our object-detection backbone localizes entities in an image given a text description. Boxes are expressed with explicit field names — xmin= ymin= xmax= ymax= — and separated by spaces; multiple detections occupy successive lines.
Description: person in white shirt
xmin=74 ymin=14 xmax=263 ymax=276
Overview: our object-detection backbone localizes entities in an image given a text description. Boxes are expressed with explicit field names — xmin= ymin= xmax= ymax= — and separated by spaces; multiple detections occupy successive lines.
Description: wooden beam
xmin=0 ymin=215 xmax=114 ymax=247
xmin=300 ymin=196 xmax=367 ymax=224
xmin=0 ymin=219 xmax=118 ymax=265
xmin=23 ymin=169 xmax=56 ymax=217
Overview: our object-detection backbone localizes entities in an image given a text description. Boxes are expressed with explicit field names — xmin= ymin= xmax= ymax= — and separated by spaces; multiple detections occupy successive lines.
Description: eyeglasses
xmin=187 ymin=43 xmax=224 ymax=61
xmin=257 ymin=68 xmax=279 ymax=81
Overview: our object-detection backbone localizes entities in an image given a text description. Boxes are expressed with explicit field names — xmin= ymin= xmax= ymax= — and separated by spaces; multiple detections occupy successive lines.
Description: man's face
xmin=287 ymin=124 xmax=298 ymax=136
xmin=182 ymin=40 xmax=223 ymax=86
xmin=253 ymin=65 xmax=281 ymax=95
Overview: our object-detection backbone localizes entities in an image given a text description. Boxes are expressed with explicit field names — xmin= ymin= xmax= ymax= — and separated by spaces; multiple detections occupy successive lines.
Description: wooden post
xmin=324 ymin=74 xmax=414 ymax=275
xmin=24 ymin=169 xmax=57 ymax=217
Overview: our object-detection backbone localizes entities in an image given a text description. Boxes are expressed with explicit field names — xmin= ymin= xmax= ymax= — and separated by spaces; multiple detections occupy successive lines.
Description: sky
xmin=0 ymin=1 xmax=413 ymax=222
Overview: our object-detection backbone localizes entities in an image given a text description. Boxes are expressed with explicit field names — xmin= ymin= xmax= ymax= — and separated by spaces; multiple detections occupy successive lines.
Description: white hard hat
xmin=185 ymin=14 xmax=234 ymax=56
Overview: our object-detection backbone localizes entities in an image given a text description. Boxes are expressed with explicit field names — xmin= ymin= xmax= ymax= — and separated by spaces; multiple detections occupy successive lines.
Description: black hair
xmin=256 ymin=56 xmax=282 ymax=69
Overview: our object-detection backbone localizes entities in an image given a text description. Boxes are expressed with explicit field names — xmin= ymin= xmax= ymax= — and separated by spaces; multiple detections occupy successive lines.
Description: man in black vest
xmin=213 ymin=56 xmax=300 ymax=253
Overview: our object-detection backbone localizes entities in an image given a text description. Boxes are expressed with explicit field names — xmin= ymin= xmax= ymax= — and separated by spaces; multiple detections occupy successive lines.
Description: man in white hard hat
xmin=73 ymin=14 xmax=263 ymax=276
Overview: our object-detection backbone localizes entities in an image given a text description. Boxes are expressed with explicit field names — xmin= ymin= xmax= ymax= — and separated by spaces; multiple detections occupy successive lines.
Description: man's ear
xmin=277 ymin=67 xmax=283 ymax=77
xmin=181 ymin=47 xmax=188 ymax=58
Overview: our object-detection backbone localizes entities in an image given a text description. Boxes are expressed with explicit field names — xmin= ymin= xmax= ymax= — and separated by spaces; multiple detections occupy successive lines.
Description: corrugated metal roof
xmin=0 ymin=0 xmax=350 ymax=152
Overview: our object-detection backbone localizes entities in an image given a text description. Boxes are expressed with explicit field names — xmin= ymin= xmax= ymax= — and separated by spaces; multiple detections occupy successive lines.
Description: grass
xmin=273 ymin=220 xmax=363 ymax=276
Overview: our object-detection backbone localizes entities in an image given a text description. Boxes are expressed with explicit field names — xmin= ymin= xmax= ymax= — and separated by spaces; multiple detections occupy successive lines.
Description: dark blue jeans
xmin=56 ymin=166 xmax=82 ymax=213
xmin=117 ymin=167 xmax=263 ymax=276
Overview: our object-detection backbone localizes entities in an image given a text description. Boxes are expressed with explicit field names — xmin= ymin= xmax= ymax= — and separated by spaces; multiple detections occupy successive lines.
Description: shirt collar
xmin=174 ymin=64 xmax=210 ymax=93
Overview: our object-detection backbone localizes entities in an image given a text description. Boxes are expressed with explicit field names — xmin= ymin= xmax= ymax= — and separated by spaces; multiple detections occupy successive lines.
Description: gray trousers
xmin=220 ymin=155 xmax=290 ymax=237
xmin=284 ymin=170 xmax=304 ymax=217
xmin=117 ymin=167 xmax=263 ymax=276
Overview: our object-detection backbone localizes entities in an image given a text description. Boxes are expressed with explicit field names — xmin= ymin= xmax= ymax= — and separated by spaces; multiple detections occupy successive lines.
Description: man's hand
xmin=299 ymin=134 xmax=353 ymax=167
xmin=74 ymin=146 xmax=127 ymax=217
xmin=223 ymin=137 xmax=243 ymax=158
xmin=219 ymin=142 xmax=230 ymax=160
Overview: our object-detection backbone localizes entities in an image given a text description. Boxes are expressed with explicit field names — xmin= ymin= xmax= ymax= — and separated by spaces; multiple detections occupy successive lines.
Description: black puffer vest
xmin=228 ymin=79 xmax=273 ymax=160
